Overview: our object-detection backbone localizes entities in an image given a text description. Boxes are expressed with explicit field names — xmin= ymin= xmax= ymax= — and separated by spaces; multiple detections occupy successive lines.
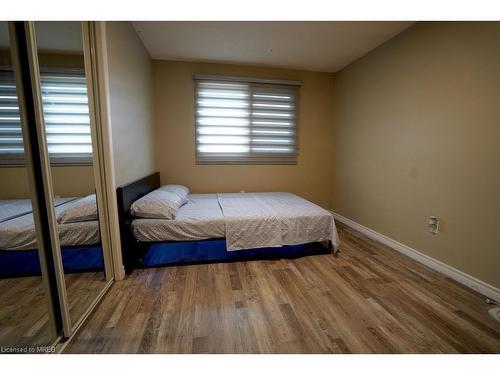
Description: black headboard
xmin=116 ymin=172 xmax=160 ymax=274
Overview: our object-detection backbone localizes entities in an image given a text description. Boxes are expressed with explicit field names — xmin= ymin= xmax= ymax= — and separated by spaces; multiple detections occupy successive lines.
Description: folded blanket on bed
xmin=217 ymin=192 xmax=339 ymax=251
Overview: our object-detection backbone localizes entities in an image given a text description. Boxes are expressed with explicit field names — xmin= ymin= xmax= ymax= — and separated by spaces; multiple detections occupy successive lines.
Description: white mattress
xmin=0 ymin=199 xmax=100 ymax=251
xmin=132 ymin=194 xmax=225 ymax=242
xmin=132 ymin=192 xmax=340 ymax=251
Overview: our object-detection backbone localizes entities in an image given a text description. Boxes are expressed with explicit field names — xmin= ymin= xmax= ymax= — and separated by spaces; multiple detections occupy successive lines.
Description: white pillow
xmin=157 ymin=184 xmax=189 ymax=204
xmin=57 ymin=194 xmax=98 ymax=224
xmin=130 ymin=190 xmax=185 ymax=219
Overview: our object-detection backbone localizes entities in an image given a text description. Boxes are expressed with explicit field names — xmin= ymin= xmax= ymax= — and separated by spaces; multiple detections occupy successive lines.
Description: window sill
xmin=196 ymin=161 xmax=297 ymax=165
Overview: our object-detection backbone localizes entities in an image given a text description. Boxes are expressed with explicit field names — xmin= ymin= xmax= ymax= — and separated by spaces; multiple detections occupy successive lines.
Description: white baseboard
xmin=331 ymin=211 xmax=500 ymax=303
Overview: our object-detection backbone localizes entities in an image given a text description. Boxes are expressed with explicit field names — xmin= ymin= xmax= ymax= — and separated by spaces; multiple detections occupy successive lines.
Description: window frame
xmin=193 ymin=74 xmax=301 ymax=165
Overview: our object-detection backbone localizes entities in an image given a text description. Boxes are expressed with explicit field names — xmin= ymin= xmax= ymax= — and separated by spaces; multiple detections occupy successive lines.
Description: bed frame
xmin=116 ymin=172 xmax=161 ymax=274
xmin=116 ymin=172 xmax=333 ymax=275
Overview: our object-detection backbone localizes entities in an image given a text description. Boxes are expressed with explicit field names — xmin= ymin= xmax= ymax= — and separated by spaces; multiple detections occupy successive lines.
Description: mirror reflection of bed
xmin=0 ymin=170 xmax=105 ymax=346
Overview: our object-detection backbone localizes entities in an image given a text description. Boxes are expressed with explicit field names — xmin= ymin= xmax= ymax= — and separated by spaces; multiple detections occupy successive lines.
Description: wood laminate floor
xmin=65 ymin=223 xmax=500 ymax=353
xmin=0 ymin=271 xmax=106 ymax=348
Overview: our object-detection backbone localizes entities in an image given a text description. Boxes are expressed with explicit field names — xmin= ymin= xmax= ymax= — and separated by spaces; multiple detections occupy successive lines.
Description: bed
xmin=131 ymin=193 xmax=225 ymax=243
xmin=117 ymin=172 xmax=340 ymax=274
xmin=0 ymin=197 xmax=103 ymax=278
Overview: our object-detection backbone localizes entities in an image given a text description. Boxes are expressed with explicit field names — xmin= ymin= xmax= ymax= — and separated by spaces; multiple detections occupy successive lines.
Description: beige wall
xmin=106 ymin=22 xmax=155 ymax=186
xmin=152 ymin=61 xmax=335 ymax=208
xmin=332 ymin=22 xmax=500 ymax=288
xmin=0 ymin=166 xmax=94 ymax=199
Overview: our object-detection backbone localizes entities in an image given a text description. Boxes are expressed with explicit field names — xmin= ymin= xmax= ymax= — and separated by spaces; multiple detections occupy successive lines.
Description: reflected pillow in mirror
xmin=57 ymin=194 xmax=98 ymax=224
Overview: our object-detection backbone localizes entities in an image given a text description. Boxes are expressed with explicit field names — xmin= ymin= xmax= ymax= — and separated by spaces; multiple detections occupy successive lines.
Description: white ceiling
xmin=133 ymin=21 xmax=414 ymax=72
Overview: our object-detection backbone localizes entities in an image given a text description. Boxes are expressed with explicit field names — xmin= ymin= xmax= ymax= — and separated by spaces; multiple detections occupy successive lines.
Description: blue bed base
xmin=138 ymin=238 xmax=331 ymax=268
xmin=0 ymin=245 xmax=104 ymax=278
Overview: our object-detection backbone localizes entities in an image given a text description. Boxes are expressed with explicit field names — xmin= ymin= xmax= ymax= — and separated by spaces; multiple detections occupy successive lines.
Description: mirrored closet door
xmin=34 ymin=21 xmax=111 ymax=333
xmin=0 ymin=21 xmax=56 ymax=350
xmin=0 ymin=21 xmax=113 ymax=350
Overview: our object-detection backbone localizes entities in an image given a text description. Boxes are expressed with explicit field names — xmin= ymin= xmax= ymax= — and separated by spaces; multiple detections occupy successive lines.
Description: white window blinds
xmin=194 ymin=75 xmax=300 ymax=164
xmin=0 ymin=69 xmax=22 ymax=163
xmin=0 ymin=67 xmax=92 ymax=165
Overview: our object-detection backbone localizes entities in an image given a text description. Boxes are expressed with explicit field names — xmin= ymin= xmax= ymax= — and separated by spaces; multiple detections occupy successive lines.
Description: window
xmin=194 ymin=75 xmax=301 ymax=164
xmin=0 ymin=67 xmax=92 ymax=165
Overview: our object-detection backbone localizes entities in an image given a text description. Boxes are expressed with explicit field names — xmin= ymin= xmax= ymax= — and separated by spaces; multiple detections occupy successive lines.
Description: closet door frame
xmin=82 ymin=22 xmax=114 ymax=283
xmin=83 ymin=21 xmax=126 ymax=281
xmin=60 ymin=21 xmax=117 ymax=339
